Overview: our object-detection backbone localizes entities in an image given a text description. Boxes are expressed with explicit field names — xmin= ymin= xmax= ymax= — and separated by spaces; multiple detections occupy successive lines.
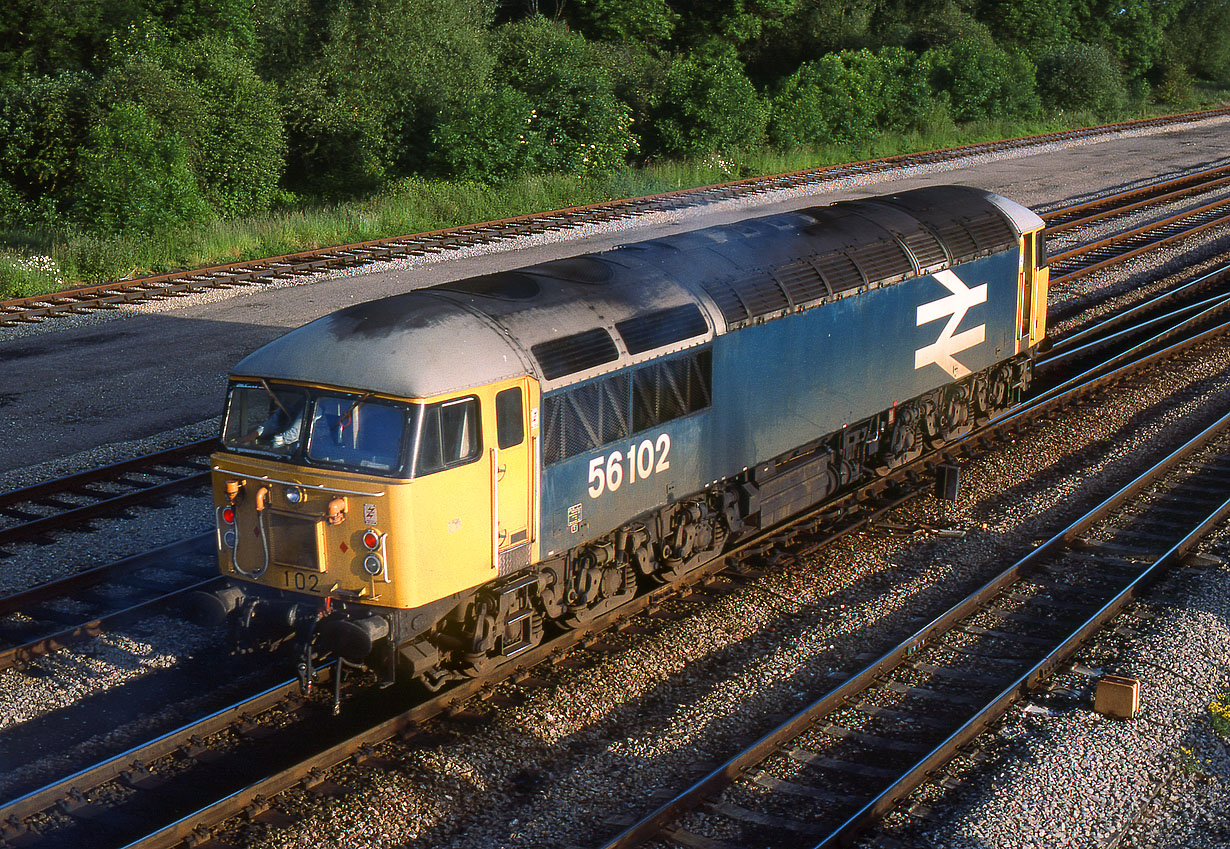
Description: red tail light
xmin=362 ymin=530 xmax=380 ymax=550
xmin=222 ymin=506 xmax=236 ymax=524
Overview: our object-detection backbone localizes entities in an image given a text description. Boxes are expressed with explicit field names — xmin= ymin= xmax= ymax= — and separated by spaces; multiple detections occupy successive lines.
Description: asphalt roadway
xmin=1 ymin=117 xmax=1227 ymax=475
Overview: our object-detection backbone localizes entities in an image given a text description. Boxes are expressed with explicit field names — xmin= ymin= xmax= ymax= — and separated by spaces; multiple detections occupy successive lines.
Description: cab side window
xmin=415 ymin=397 xmax=481 ymax=476
xmin=496 ymin=387 xmax=525 ymax=449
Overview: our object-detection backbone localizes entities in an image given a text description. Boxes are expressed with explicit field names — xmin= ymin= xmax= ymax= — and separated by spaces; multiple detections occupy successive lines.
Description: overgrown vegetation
xmin=1 ymin=0 xmax=1227 ymax=297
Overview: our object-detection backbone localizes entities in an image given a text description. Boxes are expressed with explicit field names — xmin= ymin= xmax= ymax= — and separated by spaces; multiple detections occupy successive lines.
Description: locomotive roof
xmin=233 ymin=185 xmax=1044 ymax=398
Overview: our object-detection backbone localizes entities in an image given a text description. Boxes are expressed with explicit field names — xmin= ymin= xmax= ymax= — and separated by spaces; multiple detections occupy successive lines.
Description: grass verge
xmin=0 ymin=105 xmax=1225 ymax=301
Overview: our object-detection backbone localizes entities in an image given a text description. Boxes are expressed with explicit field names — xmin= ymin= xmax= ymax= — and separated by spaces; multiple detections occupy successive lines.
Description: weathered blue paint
xmin=539 ymin=249 xmax=1021 ymax=552
xmin=540 ymin=409 xmax=710 ymax=556
xmin=704 ymin=251 xmax=1019 ymax=478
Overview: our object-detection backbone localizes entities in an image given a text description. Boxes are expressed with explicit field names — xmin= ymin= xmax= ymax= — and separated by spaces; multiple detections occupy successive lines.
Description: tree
xmin=650 ymin=51 xmax=767 ymax=158
xmin=75 ymin=101 xmax=210 ymax=232
xmin=493 ymin=16 xmax=638 ymax=171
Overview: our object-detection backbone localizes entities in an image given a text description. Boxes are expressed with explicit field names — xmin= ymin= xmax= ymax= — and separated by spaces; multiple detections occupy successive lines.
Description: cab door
xmin=493 ymin=378 xmax=537 ymax=575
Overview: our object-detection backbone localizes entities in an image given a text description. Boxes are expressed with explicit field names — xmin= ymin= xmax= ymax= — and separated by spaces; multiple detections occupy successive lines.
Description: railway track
xmin=1048 ymin=194 xmax=1230 ymax=284
xmin=0 ymin=109 xmax=1227 ymax=328
xmin=0 ymin=440 xmax=214 ymax=549
xmin=1 ymin=256 xmax=1220 ymax=680
xmin=0 ymin=534 xmax=215 ymax=673
xmin=2 ymin=159 xmax=1228 ymax=844
xmin=5 ymin=245 xmax=1230 ymax=849
xmin=1041 ymin=162 xmax=1230 ymax=234
xmin=594 ymin=399 xmax=1230 ymax=849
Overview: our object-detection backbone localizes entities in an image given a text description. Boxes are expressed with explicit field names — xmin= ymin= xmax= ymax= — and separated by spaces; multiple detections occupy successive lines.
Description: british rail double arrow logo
xmin=914 ymin=270 xmax=987 ymax=378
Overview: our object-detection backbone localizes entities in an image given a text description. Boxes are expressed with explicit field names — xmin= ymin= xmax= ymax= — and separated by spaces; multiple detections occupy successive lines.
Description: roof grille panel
xmin=532 ymin=328 xmax=619 ymax=380
xmin=895 ymin=227 xmax=948 ymax=268
xmin=847 ymin=239 xmax=915 ymax=284
xmin=930 ymin=220 xmax=978 ymax=261
xmin=773 ymin=260 xmax=828 ymax=305
xmin=616 ymin=304 xmax=709 ymax=354
xmin=814 ymin=251 xmax=865 ymax=294
xmin=699 ymin=279 xmax=750 ymax=325
xmin=962 ymin=212 xmax=1015 ymax=253
xmin=734 ymin=271 xmax=792 ymax=317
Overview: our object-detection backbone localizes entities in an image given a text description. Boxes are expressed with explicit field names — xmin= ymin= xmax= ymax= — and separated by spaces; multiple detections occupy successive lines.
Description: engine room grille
xmin=894 ymin=227 xmax=948 ymax=269
xmin=772 ymin=260 xmax=829 ymax=305
xmin=962 ymin=212 xmax=1016 ymax=254
xmin=633 ymin=350 xmax=712 ymax=432
xmin=813 ymin=251 xmax=865 ymax=295
xmin=542 ymin=349 xmax=712 ymax=465
xmin=846 ymin=239 xmax=915 ymax=284
xmin=616 ymin=304 xmax=709 ymax=354
xmin=531 ymin=328 xmax=619 ymax=380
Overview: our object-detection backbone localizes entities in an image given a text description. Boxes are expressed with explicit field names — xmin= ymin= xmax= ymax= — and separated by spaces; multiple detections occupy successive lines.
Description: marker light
xmin=222 ymin=506 xmax=235 ymax=524
xmin=363 ymin=554 xmax=383 ymax=576
xmin=285 ymin=487 xmax=304 ymax=504
xmin=362 ymin=530 xmax=381 ymax=551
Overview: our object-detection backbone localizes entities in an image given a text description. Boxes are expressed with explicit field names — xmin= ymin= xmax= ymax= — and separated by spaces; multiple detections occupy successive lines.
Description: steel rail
xmin=810 ymin=411 xmax=1230 ymax=848
xmin=1039 ymin=289 xmax=1230 ymax=374
xmin=1044 ymin=261 xmax=1230 ymax=358
xmin=0 ymin=441 xmax=214 ymax=547
xmin=0 ymin=534 xmax=211 ymax=618
xmin=0 ymin=534 xmax=216 ymax=671
xmin=0 ymin=577 xmax=220 ymax=673
xmin=594 ymin=393 xmax=1230 ymax=849
xmin=2 ymin=109 xmax=1227 ymax=328
xmin=0 ymin=675 xmax=309 ymax=827
xmin=1042 ymin=163 xmax=1230 ymax=234
xmin=0 ymin=439 xmax=213 ymax=510
xmin=1049 ymin=196 xmax=1230 ymax=283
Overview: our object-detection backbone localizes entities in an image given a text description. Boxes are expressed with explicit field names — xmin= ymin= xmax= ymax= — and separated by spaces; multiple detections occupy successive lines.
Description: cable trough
xmin=0 ymin=108 xmax=1227 ymax=328
xmin=593 ymin=400 xmax=1230 ymax=849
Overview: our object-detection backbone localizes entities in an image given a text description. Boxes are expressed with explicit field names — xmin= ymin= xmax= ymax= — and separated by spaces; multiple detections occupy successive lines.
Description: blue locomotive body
xmin=538 ymin=249 xmax=1023 ymax=556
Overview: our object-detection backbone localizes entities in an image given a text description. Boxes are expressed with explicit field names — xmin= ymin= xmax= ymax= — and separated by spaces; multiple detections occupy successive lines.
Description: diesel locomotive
xmin=192 ymin=185 xmax=1049 ymax=692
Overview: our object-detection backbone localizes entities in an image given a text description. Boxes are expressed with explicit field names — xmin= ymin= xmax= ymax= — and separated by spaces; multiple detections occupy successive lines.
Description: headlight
xmin=363 ymin=554 xmax=383 ymax=576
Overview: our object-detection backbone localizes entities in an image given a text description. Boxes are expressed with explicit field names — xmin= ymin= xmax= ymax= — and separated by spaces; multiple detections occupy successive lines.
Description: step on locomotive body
xmin=194 ymin=185 xmax=1049 ymax=691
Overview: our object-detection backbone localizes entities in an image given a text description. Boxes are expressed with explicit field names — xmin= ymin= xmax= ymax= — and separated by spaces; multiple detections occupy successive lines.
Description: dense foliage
xmin=0 ymin=0 xmax=1226 ymax=237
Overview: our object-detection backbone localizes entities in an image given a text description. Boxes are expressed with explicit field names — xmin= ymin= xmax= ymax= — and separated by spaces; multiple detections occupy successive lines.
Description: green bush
xmin=651 ymin=53 xmax=767 ymax=158
xmin=90 ymin=27 xmax=286 ymax=221
xmin=927 ymin=38 xmax=1040 ymax=121
xmin=259 ymin=0 xmax=496 ymax=194
xmin=1165 ymin=0 xmax=1230 ymax=85
xmin=431 ymin=85 xmax=536 ymax=181
xmin=1037 ymin=43 xmax=1127 ymax=114
xmin=493 ymin=17 xmax=638 ymax=172
xmin=172 ymin=38 xmax=285 ymax=217
xmin=75 ymin=101 xmax=210 ymax=233
xmin=0 ymin=71 xmax=95 ymax=227
xmin=565 ymin=0 xmax=678 ymax=43
xmin=768 ymin=48 xmax=937 ymax=149
xmin=1152 ymin=58 xmax=1194 ymax=104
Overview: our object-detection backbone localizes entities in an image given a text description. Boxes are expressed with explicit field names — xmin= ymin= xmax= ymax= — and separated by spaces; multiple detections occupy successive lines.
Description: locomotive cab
xmin=194 ymin=292 xmax=544 ymax=682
